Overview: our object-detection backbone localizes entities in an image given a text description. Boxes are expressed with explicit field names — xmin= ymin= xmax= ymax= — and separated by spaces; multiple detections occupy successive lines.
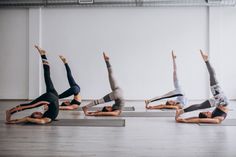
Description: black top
xmin=60 ymin=99 xmax=81 ymax=106
xmin=43 ymin=93 xmax=59 ymax=120
xmin=211 ymin=107 xmax=227 ymax=119
xmin=70 ymin=99 xmax=81 ymax=105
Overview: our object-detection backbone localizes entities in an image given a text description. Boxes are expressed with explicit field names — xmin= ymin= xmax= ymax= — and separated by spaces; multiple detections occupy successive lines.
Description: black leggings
xmin=183 ymin=61 xmax=218 ymax=113
xmin=150 ymin=93 xmax=183 ymax=103
xmin=11 ymin=55 xmax=59 ymax=120
xmin=59 ymin=63 xmax=80 ymax=99
xmin=183 ymin=100 xmax=211 ymax=113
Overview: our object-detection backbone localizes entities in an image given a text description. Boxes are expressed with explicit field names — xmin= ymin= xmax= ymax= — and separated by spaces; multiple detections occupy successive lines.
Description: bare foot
xmin=82 ymin=106 xmax=88 ymax=115
xmin=200 ymin=49 xmax=208 ymax=61
xmin=5 ymin=121 xmax=14 ymax=124
xmin=34 ymin=45 xmax=46 ymax=55
xmin=172 ymin=50 xmax=176 ymax=59
xmin=59 ymin=55 xmax=67 ymax=64
xmin=103 ymin=52 xmax=109 ymax=61
xmin=34 ymin=45 xmax=40 ymax=51
xmin=146 ymin=106 xmax=152 ymax=110
xmin=86 ymin=112 xmax=95 ymax=116
xmin=175 ymin=109 xmax=184 ymax=119
xmin=175 ymin=117 xmax=182 ymax=122
xmin=145 ymin=100 xmax=149 ymax=109
xmin=6 ymin=110 xmax=11 ymax=122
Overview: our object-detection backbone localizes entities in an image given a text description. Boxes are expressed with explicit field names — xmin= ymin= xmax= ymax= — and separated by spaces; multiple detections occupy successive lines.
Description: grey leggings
xmin=85 ymin=60 xmax=124 ymax=109
xmin=147 ymin=56 xmax=185 ymax=104
xmin=183 ymin=60 xmax=221 ymax=113
xmin=206 ymin=61 xmax=218 ymax=87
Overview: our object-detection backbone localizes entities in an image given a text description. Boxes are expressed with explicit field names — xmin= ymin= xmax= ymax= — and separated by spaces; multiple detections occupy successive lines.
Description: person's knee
xmin=103 ymin=94 xmax=113 ymax=102
xmin=113 ymin=88 xmax=124 ymax=100
xmin=72 ymin=86 xmax=80 ymax=94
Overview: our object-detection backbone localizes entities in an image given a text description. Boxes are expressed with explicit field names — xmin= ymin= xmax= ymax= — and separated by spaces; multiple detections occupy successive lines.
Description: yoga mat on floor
xmin=161 ymin=109 xmax=176 ymax=111
xmin=198 ymin=119 xmax=236 ymax=126
xmin=78 ymin=106 xmax=135 ymax=111
xmin=11 ymin=119 xmax=125 ymax=127
xmin=120 ymin=111 xmax=175 ymax=117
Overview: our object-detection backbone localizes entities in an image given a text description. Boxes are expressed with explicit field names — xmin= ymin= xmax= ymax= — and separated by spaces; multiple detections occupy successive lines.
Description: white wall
xmin=41 ymin=7 xmax=208 ymax=100
xmin=0 ymin=6 xmax=235 ymax=100
xmin=218 ymin=7 xmax=236 ymax=99
xmin=0 ymin=9 xmax=28 ymax=99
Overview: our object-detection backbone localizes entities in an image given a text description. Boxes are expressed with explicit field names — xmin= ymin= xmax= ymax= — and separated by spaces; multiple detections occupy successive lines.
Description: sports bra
xmin=211 ymin=107 xmax=227 ymax=119
xmin=70 ymin=99 xmax=81 ymax=105
xmin=60 ymin=99 xmax=81 ymax=106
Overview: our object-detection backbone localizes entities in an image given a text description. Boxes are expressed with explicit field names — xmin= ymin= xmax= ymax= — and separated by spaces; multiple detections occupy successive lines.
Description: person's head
xmin=101 ymin=106 xmax=113 ymax=112
xmin=166 ymin=100 xmax=177 ymax=106
xmin=30 ymin=112 xmax=43 ymax=118
xmin=198 ymin=111 xmax=212 ymax=118
xmin=61 ymin=101 xmax=70 ymax=106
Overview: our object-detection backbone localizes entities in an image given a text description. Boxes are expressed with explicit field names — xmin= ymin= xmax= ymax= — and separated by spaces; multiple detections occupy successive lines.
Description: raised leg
xmin=103 ymin=52 xmax=119 ymax=91
xmin=59 ymin=86 xmax=80 ymax=99
xmin=35 ymin=45 xmax=58 ymax=96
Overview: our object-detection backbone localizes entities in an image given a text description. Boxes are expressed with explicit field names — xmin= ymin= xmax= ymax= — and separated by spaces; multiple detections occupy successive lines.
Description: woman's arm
xmin=146 ymin=104 xmax=165 ymax=109
xmin=147 ymin=104 xmax=180 ymax=110
xmin=5 ymin=117 xmax=29 ymax=124
xmin=86 ymin=111 xmax=100 ymax=114
xmin=87 ymin=110 xmax=121 ymax=116
xmin=160 ymin=105 xmax=179 ymax=110
xmin=176 ymin=117 xmax=222 ymax=124
xmin=26 ymin=117 xmax=51 ymax=124
xmin=59 ymin=105 xmax=79 ymax=110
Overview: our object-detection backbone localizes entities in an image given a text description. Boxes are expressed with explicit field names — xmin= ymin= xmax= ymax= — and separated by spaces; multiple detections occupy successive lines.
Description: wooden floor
xmin=0 ymin=100 xmax=236 ymax=157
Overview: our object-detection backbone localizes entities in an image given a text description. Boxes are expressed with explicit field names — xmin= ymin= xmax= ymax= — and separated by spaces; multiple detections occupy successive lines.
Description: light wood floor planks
xmin=1 ymin=100 xmax=236 ymax=157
